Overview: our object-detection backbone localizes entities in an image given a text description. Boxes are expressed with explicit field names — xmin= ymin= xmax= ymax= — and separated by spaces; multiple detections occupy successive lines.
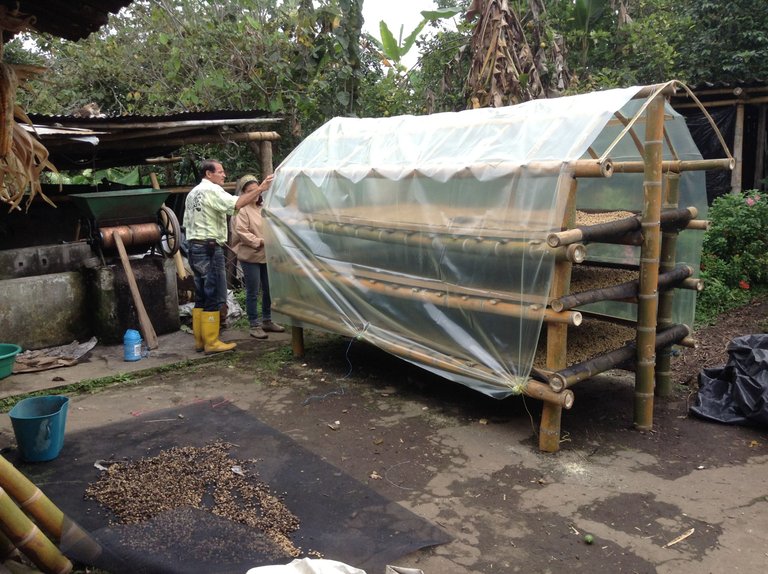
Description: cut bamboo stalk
xmin=731 ymin=103 xmax=745 ymax=194
xmin=0 ymin=456 xmax=101 ymax=561
xmin=680 ymin=336 xmax=698 ymax=349
xmin=611 ymin=158 xmax=735 ymax=173
xmin=273 ymin=299 xmax=574 ymax=408
xmin=612 ymin=111 xmax=645 ymax=158
xmin=278 ymin=159 xmax=614 ymax=180
xmin=681 ymin=277 xmax=704 ymax=291
xmin=270 ymin=259 xmax=582 ymax=326
xmin=673 ymin=94 xmax=768 ymax=108
xmin=635 ymin=94 xmax=666 ymax=431
xmin=656 ymin=173 xmax=681 ymax=397
xmin=0 ymin=487 xmax=72 ymax=574
xmin=296 ymin=218 xmax=585 ymax=263
xmin=61 ymin=118 xmax=282 ymax=130
xmin=547 ymin=207 xmax=697 ymax=248
xmin=540 ymin=174 xmax=577 ymax=453
xmin=113 ymin=232 xmax=159 ymax=350
xmin=291 ymin=326 xmax=305 ymax=358
xmin=73 ymin=131 xmax=281 ymax=151
xmin=524 ymin=380 xmax=574 ymax=409
xmin=548 ymin=324 xmax=690 ymax=392
xmin=633 ymin=83 xmax=678 ymax=98
xmin=550 ymin=264 xmax=694 ymax=312
xmin=685 ymin=219 xmax=709 ymax=231
xmin=260 ymin=140 xmax=274 ymax=176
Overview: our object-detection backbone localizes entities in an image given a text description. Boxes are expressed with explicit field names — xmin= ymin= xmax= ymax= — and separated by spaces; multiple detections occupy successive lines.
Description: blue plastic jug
xmin=123 ymin=329 xmax=144 ymax=361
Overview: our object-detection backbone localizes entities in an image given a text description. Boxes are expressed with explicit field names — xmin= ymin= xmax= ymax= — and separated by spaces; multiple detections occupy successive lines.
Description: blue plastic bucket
xmin=124 ymin=329 xmax=143 ymax=361
xmin=0 ymin=343 xmax=21 ymax=380
xmin=9 ymin=395 xmax=70 ymax=462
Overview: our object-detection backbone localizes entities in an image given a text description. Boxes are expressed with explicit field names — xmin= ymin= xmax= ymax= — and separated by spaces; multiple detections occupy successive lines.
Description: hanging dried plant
xmin=465 ymin=0 xmax=570 ymax=108
xmin=1 ymin=5 xmax=58 ymax=212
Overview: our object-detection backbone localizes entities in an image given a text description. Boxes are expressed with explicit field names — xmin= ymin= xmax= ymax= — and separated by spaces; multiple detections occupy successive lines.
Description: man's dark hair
xmin=201 ymin=158 xmax=221 ymax=176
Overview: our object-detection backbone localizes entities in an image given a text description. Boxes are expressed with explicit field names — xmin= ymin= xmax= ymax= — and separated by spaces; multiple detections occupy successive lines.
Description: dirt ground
xmin=4 ymin=298 xmax=768 ymax=574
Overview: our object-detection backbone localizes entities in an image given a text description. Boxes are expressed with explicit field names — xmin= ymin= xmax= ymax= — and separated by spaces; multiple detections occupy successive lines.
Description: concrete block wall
xmin=0 ymin=271 xmax=90 ymax=349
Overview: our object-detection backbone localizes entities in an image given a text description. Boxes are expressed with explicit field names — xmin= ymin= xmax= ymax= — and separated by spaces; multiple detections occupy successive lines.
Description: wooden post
xmin=634 ymin=94 xmax=665 ymax=430
xmin=756 ymin=105 xmax=766 ymax=191
xmin=655 ymin=173 xmax=681 ymax=397
xmin=260 ymin=140 xmax=274 ymax=176
xmin=291 ymin=326 xmax=305 ymax=358
xmin=731 ymin=103 xmax=745 ymax=194
xmin=113 ymin=233 xmax=159 ymax=350
xmin=539 ymin=174 xmax=577 ymax=453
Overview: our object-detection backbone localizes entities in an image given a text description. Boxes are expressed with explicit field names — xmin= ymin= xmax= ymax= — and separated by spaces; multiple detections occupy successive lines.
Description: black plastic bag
xmin=690 ymin=334 xmax=768 ymax=427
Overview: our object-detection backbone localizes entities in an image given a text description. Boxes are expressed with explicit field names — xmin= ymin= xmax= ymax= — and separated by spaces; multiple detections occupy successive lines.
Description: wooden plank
xmin=113 ymin=233 xmax=159 ymax=350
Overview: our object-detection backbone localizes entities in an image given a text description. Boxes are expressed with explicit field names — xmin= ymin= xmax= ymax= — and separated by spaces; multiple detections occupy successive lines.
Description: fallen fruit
xmin=584 ymin=534 xmax=594 ymax=544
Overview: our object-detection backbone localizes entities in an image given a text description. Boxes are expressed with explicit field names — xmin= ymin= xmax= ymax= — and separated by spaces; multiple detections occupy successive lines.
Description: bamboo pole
xmin=547 ymin=207 xmax=697 ymax=248
xmin=291 ymin=326 xmax=305 ymax=358
xmin=673 ymin=94 xmax=768 ymax=108
xmin=273 ymin=299 xmax=574 ymax=408
xmin=680 ymin=336 xmax=698 ymax=349
xmin=756 ymin=105 xmax=766 ymax=190
xmin=260 ymin=140 xmax=274 ymax=176
xmin=540 ymin=174 xmax=578 ymax=453
xmin=611 ymin=158 xmax=735 ymax=173
xmin=85 ymin=131 xmax=281 ymax=151
xmin=60 ymin=117 xmax=283 ymax=130
xmin=0 ymin=487 xmax=72 ymax=574
xmin=298 ymin=218 xmax=585 ymax=263
xmin=685 ymin=219 xmax=709 ymax=231
xmin=731 ymin=103 xmax=745 ymax=194
xmin=278 ymin=159 xmax=613 ymax=180
xmin=0 ymin=456 xmax=101 ymax=561
xmin=270 ymin=259 xmax=582 ymax=326
xmin=634 ymin=94 xmax=665 ymax=431
xmin=681 ymin=277 xmax=704 ymax=291
xmin=550 ymin=264 xmax=694 ymax=312
xmin=548 ymin=324 xmax=690 ymax=392
xmin=655 ymin=173 xmax=681 ymax=397
xmin=632 ymin=83 xmax=678 ymax=99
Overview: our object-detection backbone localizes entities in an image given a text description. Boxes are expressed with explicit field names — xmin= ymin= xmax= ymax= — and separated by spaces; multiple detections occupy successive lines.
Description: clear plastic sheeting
xmin=264 ymin=86 xmax=707 ymax=399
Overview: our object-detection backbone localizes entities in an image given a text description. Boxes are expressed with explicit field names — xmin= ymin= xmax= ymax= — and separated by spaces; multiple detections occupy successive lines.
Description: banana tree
xmin=370 ymin=7 xmax=462 ymax=69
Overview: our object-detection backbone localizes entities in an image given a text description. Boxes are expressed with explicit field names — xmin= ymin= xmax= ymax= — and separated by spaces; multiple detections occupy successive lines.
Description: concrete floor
xmin=1 ymin=327 xmax=767 ymax=574
xmin=0 ymin=326 xmax=289 ymax=401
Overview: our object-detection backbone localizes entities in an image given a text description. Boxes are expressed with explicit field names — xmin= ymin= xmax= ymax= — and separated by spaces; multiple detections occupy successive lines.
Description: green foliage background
xmin=5 ymin=0 xmax=768 ymax=325
xmin=8 ymin=0 xmax=768 ymax=157
xmin=696 ymin=191 xmax=768 ymax=324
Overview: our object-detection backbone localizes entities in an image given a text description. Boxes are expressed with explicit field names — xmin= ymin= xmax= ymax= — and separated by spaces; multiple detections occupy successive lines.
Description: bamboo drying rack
xmin=276 ymin=82 xmax=734 ymax=452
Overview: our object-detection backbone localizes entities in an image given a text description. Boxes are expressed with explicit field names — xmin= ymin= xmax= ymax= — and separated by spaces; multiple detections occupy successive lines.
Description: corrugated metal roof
xmin=27 ymin=110 xmax=284 ymax=171
xmin=27 ymin=109 xmax=278 ymax=124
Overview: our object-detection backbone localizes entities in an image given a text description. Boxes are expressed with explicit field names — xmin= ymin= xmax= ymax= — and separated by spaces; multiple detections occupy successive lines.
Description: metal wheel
xmin=157 ymin=205 xmax=181 ymax=257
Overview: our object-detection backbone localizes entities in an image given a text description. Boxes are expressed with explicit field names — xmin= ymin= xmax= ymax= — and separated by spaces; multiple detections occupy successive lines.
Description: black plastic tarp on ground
xmin=690 ymin=334 xmax=768 ymax=427
xmin=12 ymin=399 xmax=451 ymax=574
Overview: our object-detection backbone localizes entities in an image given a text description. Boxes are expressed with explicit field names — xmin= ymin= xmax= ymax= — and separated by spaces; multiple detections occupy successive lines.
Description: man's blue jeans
xmin=240 ymin=261 xmax=272 ymax=326
xmin=189 ymin=241 xmax=225 ymax=312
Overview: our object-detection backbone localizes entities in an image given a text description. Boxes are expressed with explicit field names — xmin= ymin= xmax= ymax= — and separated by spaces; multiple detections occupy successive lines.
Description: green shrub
xmin=696 ymin=190 xmax=768 ymax=324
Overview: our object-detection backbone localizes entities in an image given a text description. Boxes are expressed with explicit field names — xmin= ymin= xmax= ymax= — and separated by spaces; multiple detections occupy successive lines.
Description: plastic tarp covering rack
xmin=264 ymin=82 xmax=731 ymax=450
xmin=691 ymin=335 xmax=768 ymax=427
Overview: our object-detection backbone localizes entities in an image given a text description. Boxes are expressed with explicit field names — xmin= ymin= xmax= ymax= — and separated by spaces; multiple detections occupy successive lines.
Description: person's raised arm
xmin=235 ymin=174 xmax=274 ymax=210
